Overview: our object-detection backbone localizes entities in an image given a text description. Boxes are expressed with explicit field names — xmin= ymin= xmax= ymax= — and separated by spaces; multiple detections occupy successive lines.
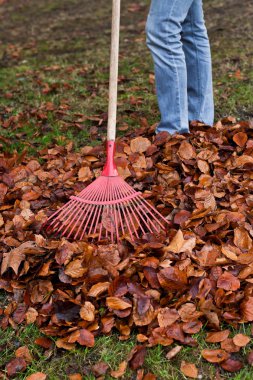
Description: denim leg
xmin=182 ymin=0 xmax=214 ymax=125
xmin=146 ymin=0 xmax=194 ymax=134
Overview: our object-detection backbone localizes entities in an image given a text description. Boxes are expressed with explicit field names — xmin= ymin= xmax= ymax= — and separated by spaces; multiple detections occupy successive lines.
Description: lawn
xmin=1 ymin=0 xmax=253 ymax=379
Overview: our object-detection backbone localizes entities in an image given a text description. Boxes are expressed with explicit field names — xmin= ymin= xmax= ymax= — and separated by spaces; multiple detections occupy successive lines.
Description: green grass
xmin=1 ymin=319 xmax=253 ymax=379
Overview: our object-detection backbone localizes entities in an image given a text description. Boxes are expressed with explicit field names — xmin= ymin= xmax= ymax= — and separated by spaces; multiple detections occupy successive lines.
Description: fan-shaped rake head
xmin=45 ymin=174 xmax=169 ymax=242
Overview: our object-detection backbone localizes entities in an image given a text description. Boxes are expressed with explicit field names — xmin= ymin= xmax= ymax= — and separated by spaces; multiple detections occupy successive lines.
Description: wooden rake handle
xmin=107 ymin=0 xmax=121 ymax=141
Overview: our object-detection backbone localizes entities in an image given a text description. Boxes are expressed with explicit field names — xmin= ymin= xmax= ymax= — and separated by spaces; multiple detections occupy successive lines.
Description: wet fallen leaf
xmin=201 ymin=349 xmax=229 ymax=363
xmin=129 ymin=346 xmax=147 ymax=370
xmin=166 ymin=345 xmax=182 ymax=360
xmin=68 ymin=374 xmax=82 ymax=380
xmin=15 ymin=346 xmax=33 ymax=363
xmin=110 ymin=361 xmax=127 ymax=378
xmin=6 ymin=358 xmax=27 ymax=377
xmin=26 ymin=373 xmax=47 ymax=380
xmin=221 ymin=359 xmax=243 ymax=372
xmin=232 ymin=334 xmax=250 ymax=347
xmin=205 ymin=330 xmax=230 ymax=343
xmin=180 ymin=361 xmax=198 ymax=379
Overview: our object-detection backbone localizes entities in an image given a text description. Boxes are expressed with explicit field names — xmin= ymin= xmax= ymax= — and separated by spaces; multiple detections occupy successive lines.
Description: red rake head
xmin=45 ymin=174 xmax=170 ymax=242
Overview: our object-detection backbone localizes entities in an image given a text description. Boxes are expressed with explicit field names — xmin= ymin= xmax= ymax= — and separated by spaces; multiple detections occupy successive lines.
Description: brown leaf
xmin=234 ymin=155 xmax=253 ymax=167
xmin=129 ymin=346 xmax=147 ymax=370
xmin=221 ymin=359 xmax=243 ymax=372
xmin=182 ymin=320 xmax=202 ymax=334
xmin=65 ymin=259 xmax=85 ymax=278
xmin=166 ymin=345 xmax=182 ymax=360
xmin=56 ymin=339 xmax=75 ymax=350
xmin=197 ymin=159 xmax=209 ymax=173
xmin=78 ymin=166 xmax=92 ymax=182
xmin=0 ymin=182 xmax=8 ymax=202
xmin=232 ymin=333 xmax=250 ymax=347
xmin=106 ymin=297 xmax=132 ymax=310
xmin=25 ymin=307 xmax=38 ymax=324
xmin=180 ymin=361 xmax=198 ymax=379
xmin=1 ymin=241 xmax=45 ymax=275
xmin=34 ymin=337 xmax=52 ymax=349
xmin=130 ymin=137 xmax=151 ymax=153
xmin=68 ymin=374 xmax=82 ymax=380
xmin=221 ymin=338 xmax=240 ymax=353
xmin=30 ymin=280 xmax=53 ymax=304
xmin=174 ymin=210 xmax=191 ymax=225
xmin=92 ymin=361 xmax=109 ymax=376
xmin=158 ymin=267 xmax=188 ymax=291
xmin=178 ymin=303 xmax=202 ymax=322
xmin=1 ymin=248 xmax=25 ymax=275
xmin=26 ymin=373 xmax=47 ymax=380
xmin=233 ymin=132 xmax=248 ymax=147
xmin=80 ymin=302 xmax=95 ymax=322
xmin=0 ymin=213 xmax=4 ymax=227
xmin=205 ymin=330 xmax=230 ymax=343
xmin=110 ymin=361 xmax=127 ymax=378
xmin=77 ymin=329 xmax=95 ymax=347
xmin=133 ymin=298 xmax=156 ymax=326
xmin=157 ymin=308 xmax=179 ymax=328
xmin=88 ymin=282 xmax=110 ymax=297
xmin=240 ymin=297 xmax=253 ymax=321
xmin=6 ymin=357 xmax=27 ymax=377
xmin=143 ymin=373 xmax=157 ymax=380
xmin=178 ymin=141 xmax=196 ymax=160
xmin=234 ymin=227 xmax=252 ymax=250
xmin=165 ymin=230 xmax=196 ymax=254
xmin=201 ymin=349 xmax=229 ymax=363
xmin=217 ymin=272 xmax=240 ymax=291
xmin=15 ymin=346 xmax=33 ymax=363
xmin=247 ymin=351 xmax=253 ymax=365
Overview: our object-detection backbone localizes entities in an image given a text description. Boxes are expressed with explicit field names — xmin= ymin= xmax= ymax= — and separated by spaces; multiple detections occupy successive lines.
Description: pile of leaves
xmin=1 ymin=118 xmax=253 ymax=378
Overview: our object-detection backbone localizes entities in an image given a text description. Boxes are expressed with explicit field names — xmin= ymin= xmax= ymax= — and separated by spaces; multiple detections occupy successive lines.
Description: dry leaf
xmin=106 ymin=297 xmax=132 ymax=310
xmin=80 ymin=302 xmax=95 ymax=322
xmin=65 ymin=260 xmax=85 ymax=278
xmin=130 ymin=137 xmax=151 ymax=153
xmin=78 ymin=166 xmax=92 ymax=182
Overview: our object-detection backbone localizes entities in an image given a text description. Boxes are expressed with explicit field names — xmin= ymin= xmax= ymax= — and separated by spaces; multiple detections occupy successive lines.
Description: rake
xmin=45 ymin=0 xmax=170 ymax=242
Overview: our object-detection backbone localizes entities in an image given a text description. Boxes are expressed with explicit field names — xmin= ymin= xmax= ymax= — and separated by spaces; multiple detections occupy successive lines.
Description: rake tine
xmin=66 ymin=202 xmax=86 ymax=239
xmin=124 ymin=200 xmax=139 ymax=238
xmin=120 ymin=182 xmax=158 ymax=233
xmin=128 ymin=199 xmax=145 ymax=235
xmin=120 ymin=200 xmax=134 ymax=240
xmin=141 ymin=196 xmax=169 ymax=225
xmin=88 ymin=204 xmax=99 ymax=235
xmin=92 ymin=205 xmax=102 ymax=236
xmin=79 ymin=185 xmax=104 ymax=240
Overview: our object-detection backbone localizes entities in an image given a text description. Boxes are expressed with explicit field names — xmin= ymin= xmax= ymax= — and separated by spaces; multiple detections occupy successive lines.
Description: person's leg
xmin=146 ymin=0 xmax=194 ymax=134
xmin=182 ymin=0 xmax=214 ymax=126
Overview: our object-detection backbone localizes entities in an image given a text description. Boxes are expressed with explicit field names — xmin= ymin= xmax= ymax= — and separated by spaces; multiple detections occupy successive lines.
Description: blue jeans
xmin=146 ymin=0 xmax=214 ymax=134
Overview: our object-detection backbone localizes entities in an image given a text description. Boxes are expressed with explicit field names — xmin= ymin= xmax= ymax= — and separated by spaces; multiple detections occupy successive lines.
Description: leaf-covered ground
xmin=0 ymin=0 xmax=253 ymax=154
xmin=1 ymin=0 xmax=253 ymax=379
xmin=1 ymin=121 xmax=253 ymax=379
